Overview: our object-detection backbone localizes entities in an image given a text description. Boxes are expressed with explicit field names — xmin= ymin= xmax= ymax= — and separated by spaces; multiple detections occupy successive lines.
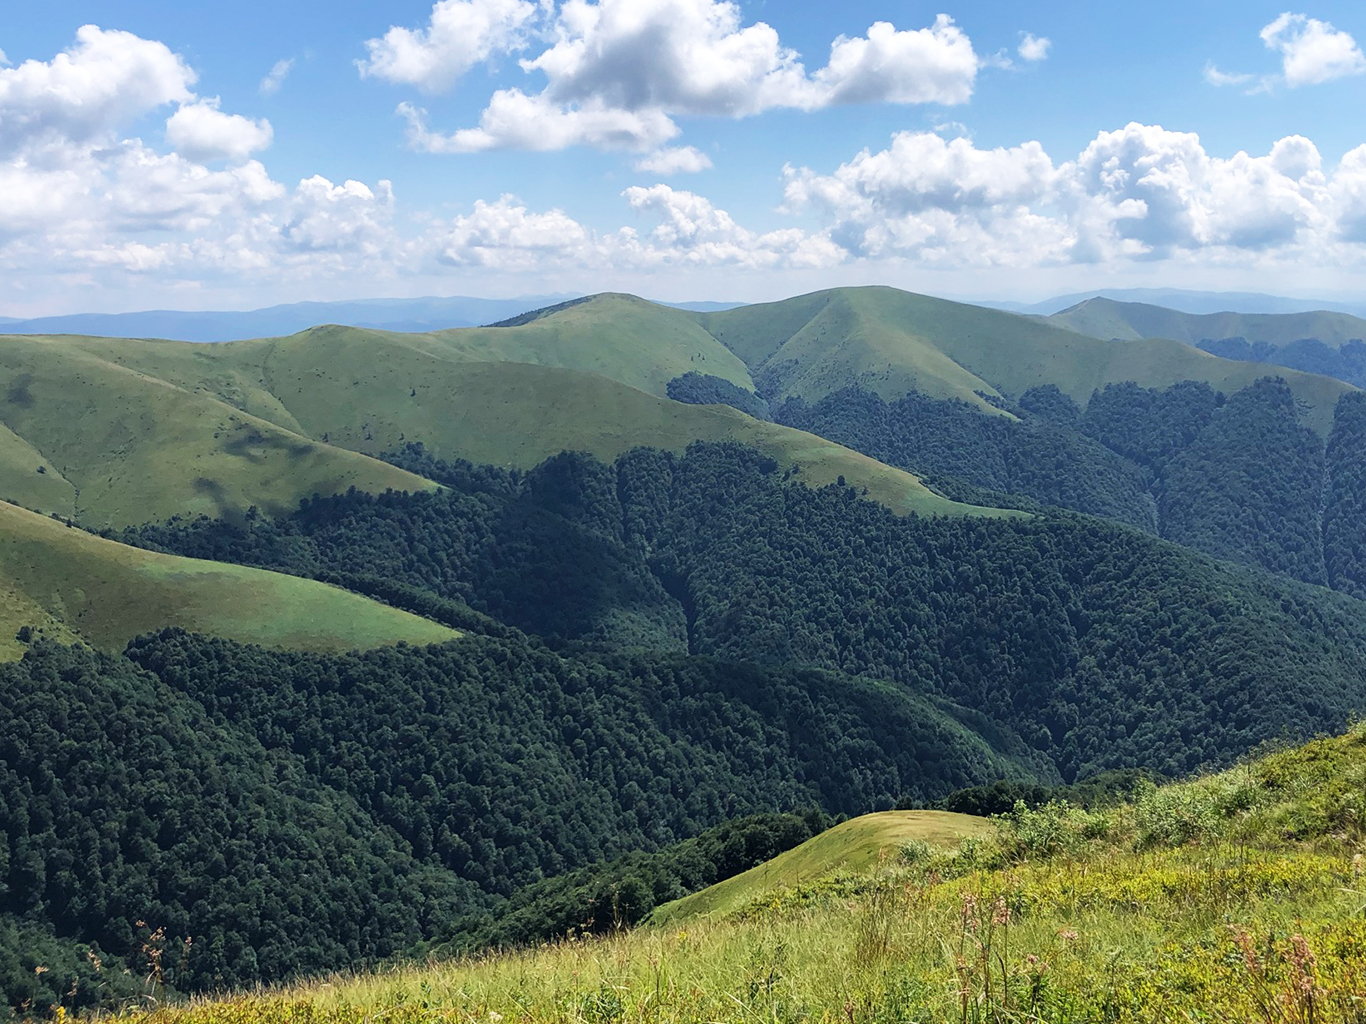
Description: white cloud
xmin=0 ymin=25 xmax=195 ymax=157
xmin=379 ymin=0 xmax=981 ymax=153
xmin=0 ymin=49 xmax=9 ymax=67
xmin=1018 ymin=33 xmax=1051 ymax=62
xmin=633 ymin=146 xmax=713 ymax=174
xmin=622 ymin=183 xmax=845 ymax=268
xmin=1203 ymin=63 xmax=1255 ymax=87
xmin=436 ymin=194 xmax=592 ymax=269
xmin=359 ymin=0 xmax=540 ymax=93
xmin=811 ymin=16 xmax=978 ymax=105
xmin=260 ymin=58 xmax=294 ymax=96
xmin=781 ymin=124 xmax=1357 ymax=268
xmin=1261 ymin=12 xmax=1366 ymax=87
xmin=400 ymin=92 xmax=680 ymax=153
xmin=166 ymin=99 xmax=273 ymax=163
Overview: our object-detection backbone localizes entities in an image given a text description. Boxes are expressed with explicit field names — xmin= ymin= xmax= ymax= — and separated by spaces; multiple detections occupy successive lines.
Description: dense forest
xmin=1199 ymin=336 xmax=1366 ymax=388
xmin=777 ymin=378 xmax=1366 ymax=590
xmin=666 ymin=372 xmax=771 ymax=420
xmin=0 ymin=629 xmax=1027 ymax=1011
xmin=119 ymin=441 xmax=1366 ymax=781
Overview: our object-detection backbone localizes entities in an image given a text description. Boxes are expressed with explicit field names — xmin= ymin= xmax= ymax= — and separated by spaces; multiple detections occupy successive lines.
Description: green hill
xmin=0 ymin=335 xmax=435 ymax=528
xmin=0 ymin=500 xmax=459 ymax=660
xmin=649 ymin=810 xmax=992 ymax=925
xmin=1045 ymin=296 xmax=1366 ymax=347
xmin=691 ymin=286 xmax=1355 ymax=434
xmin=6 ymin=331 xmax=996 ymax=521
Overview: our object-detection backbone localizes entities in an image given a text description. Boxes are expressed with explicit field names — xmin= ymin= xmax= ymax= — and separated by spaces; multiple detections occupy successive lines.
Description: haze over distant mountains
xmin=985 ymin=288 xmax=1366 ymax=319
xmin=2 ymin=288 xmax=1362 ymax=342
xmin=0 ymin=295 xmax=744 ymax=342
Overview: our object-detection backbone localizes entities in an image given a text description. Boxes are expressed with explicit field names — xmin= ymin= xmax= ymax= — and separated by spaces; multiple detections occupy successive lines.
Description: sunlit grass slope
xmin=0 ymin=501 xmax=459 ymax=661
xmin=695 ymin=286 xmax=1356 ymax=433
xmin=51 ymin=292 xmax=755 ymax=403
xmin=125 ymin=724 xmax=1366 ymax=1023
xmin=649 ymin=810 xmax=993 ymax=926
xmin=15 ymin=332 xmax=1000 ymax=519
xmin=0 ymin=335 xmax=437 ymax=528
xmin=1047 ymin=295 xmax=1366 ymax=347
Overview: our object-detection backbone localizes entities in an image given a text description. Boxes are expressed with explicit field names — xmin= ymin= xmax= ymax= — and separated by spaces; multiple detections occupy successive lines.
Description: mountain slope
xmin=13 ymin=331 xmax=996 ymax=520
xmin=0 ymin=335 xmax=435 ymax=528
xmin=1045 ymin=296 xmax=1366 ymax=347
xmin=693 ymin=286 xmax=1355 ymax=433
xmin=649 ymin=810 xmax=992 ymax=925
xmin=0 ymin=501 xmax=459 ymax=660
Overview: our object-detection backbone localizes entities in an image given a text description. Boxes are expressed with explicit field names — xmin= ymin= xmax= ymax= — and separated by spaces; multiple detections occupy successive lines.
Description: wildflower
xmin=991 ymin=896 xmax=1011 ymax=927
xmin=1056 ymin=929 xmax=1078 ymax=943
xmin=1230 ymin=926 xmax=1261 ymax=974
xmin=959 ymin=892 xmax=980 ymax=931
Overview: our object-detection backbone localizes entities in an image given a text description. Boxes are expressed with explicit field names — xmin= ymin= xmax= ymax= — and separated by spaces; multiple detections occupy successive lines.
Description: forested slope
xmin=0 ymin=629 xmax=1028 ymax=1010
xmin=120 ymin=442 xmax=1366 ymax=782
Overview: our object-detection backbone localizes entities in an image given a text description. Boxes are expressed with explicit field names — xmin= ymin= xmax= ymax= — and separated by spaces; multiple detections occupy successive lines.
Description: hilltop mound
xmin=694 ymin=286 xmax=1354 ymax=433
xmin=0 ymin=501 xmax=459 ymax=659
xmin=649 ymin=810 xmax=992 ymax=925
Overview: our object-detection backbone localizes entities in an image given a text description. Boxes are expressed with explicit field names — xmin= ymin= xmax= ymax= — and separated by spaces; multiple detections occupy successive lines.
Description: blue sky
xmin=2 ymin=1 xmax=1365 ymax=314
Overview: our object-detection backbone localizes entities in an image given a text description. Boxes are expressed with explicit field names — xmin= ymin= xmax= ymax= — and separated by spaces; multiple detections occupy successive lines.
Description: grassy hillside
xmin=694 ymin=286 xmax=1356 ymax=434
xmin=120 ymin=724 xmax=1366 ymax=1023
xmin=1046 ymin=295 xmax=1366 ymax=347
xmin=0 ymin=501 xmax=459 ymax=659
xmin=0 ymin=335 xmax=435 ymax=528
xmin=9 ymin=331 xmax=996 ymax=520
xmin=649 ymin=810 xmax=992 ymax=925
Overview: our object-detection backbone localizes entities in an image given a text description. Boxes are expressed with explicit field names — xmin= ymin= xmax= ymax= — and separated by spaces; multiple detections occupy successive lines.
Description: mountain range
xmin=6 ymin=283 xmax=1366 ymax=1014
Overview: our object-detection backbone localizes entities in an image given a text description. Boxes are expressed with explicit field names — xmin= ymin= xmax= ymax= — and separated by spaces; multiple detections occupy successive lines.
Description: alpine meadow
xmin=6 ymin=2 xmax=1366 ymax=1022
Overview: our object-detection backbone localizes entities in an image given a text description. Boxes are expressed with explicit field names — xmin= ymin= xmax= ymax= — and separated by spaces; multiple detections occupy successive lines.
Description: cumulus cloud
xmin=1261 ymin=12 xmax=1366 ymax=87
xmin=379 ymin=0 xmax=981 ymax=153
xmin=359 ymin=0 xmax=541 ymax=92
xmin=0 ymin=25 xmax=195 ymax=156
xmin=0 ymin=27 xmax=403 ymax=293
xmin=781 ymin=124 xmax=1362 ymax=268
xmin=1018 ymin=33 xmax=1051 ymax=62
xmin=165 ymin=99 xmax=273 ymax=162
xmin=260 ymin=58 xmax=294 ymax=96
xmin=634 ymin=146 xmax=713 ymax=174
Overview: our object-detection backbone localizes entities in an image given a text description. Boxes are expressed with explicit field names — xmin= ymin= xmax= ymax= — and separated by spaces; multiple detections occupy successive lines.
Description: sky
xmin=2 ymin=1 xmax=1366 ymax=315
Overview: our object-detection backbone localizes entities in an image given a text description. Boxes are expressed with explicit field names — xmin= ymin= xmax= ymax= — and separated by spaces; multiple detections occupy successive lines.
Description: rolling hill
xmin=691 ymin=286 xmax=1356 ymax=433
xmin=648 ymin=810 xmax=993 ymax=925
xmin=1045 ymin=296 xmax=1366 ymax=347
xmin=0 ymin=334 xmax=436 ymax=528
xmin=1044 ymin=296 xmax=1366 ymax=389
xmin=0 ymin=500 xmax=460 ymax=660
xmin=3 ymin=328 xmax=998 ymax=523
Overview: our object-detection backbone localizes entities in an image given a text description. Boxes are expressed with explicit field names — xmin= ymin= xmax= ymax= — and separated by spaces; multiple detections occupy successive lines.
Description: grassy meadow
xmin=0 ymin=501 xmax=459 ymax=659
xmin=102 ymin=723 xmax=1366 ymax=1023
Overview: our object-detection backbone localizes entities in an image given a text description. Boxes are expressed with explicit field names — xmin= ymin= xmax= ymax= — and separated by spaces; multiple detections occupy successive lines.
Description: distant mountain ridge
xmin=985 ymin=287 xmax=1366 ymax=318
xmin=0 ymin=295 xmax=743 ymax=342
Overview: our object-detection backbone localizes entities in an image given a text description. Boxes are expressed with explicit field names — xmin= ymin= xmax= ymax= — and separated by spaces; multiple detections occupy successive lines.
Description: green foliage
xmin=1325 ymin=392 xmax=1366 ymax=598
xmin=775 ymin=387 xmax=1156 ymax=529
xmin=119 ymin=441 xmax=1366 ymax=786
xmin=666 ymin=373 xmax=771 ymax=421
xmin=0 ymin=641 xmax=473 ymax=1004
xmin=1156 ymin=378 xmax=1327 ymax=584
xmin=448 ymin=812 xmax=826 ymax=951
